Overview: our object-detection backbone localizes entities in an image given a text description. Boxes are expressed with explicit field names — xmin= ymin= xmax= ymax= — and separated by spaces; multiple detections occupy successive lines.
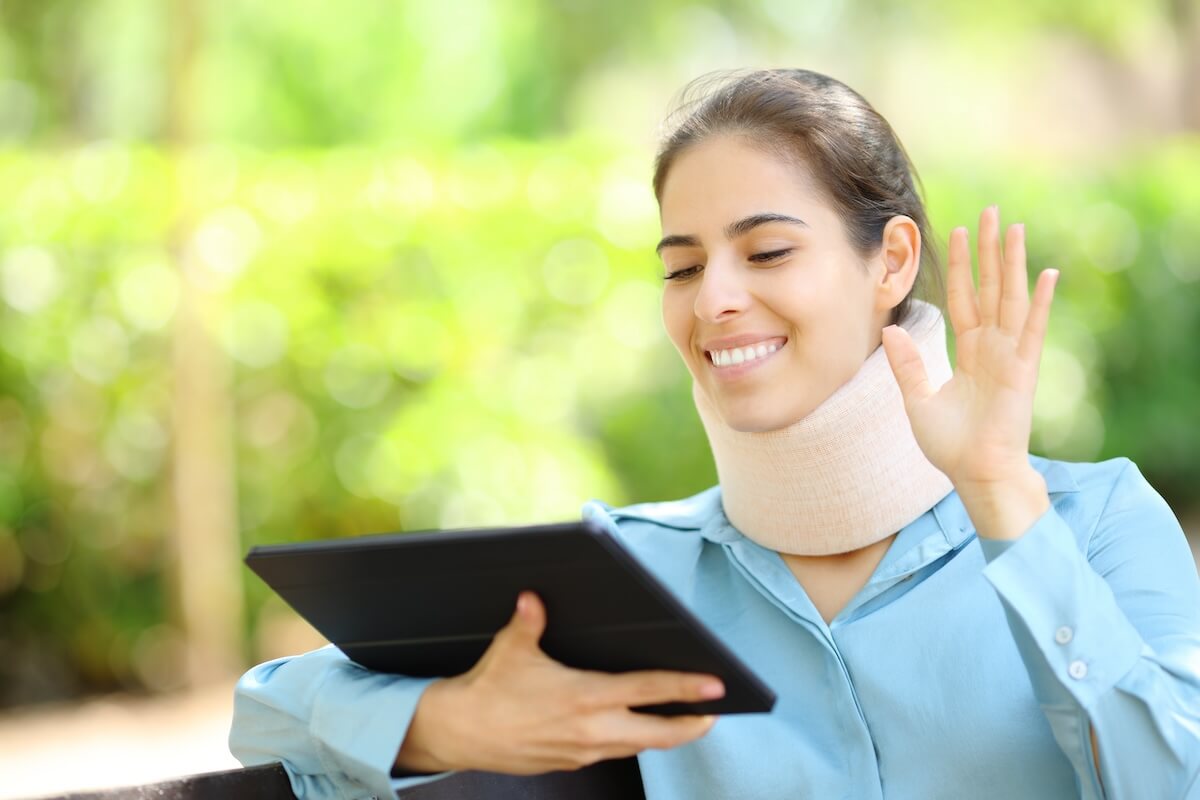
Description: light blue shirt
xmin=229 ymin=454 xmax=1200 ymax=798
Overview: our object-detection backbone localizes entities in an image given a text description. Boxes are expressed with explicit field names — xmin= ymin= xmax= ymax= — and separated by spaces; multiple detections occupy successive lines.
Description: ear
xmin=873 ymin=215 xmax=921 ymax=313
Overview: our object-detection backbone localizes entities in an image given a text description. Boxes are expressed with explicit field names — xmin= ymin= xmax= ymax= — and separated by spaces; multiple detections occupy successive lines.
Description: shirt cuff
xmin=310 ymin=661 xmax=458 ymax=797
xmin=976 ymin=535 xmax=1019 ymax=562
xmin=980 ymin=504 xmax=1146 ymax=712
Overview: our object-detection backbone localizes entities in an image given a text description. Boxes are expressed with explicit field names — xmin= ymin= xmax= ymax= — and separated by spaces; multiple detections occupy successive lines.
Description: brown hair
xmin=652 ymin=68 xmax=946 ymax=328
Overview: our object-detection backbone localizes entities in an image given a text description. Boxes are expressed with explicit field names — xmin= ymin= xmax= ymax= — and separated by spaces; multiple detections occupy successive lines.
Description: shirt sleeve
xmin=978 ymin=458 xmax=1200 ymax=800
xmin=228 ymin=643 xmax=460 ymax=799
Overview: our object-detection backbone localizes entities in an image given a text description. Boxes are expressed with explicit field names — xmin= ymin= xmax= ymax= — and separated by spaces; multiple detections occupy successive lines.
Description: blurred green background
xmin=0 ymin=0 xmax=1197 ymax=710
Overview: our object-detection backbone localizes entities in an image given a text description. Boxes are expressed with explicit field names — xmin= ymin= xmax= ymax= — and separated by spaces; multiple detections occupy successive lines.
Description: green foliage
xmin=922 ymin=139 xmax=1200 ymax=500
xmin=0 ymin=0 xmax=1197 ymax=709
xmin=0 ymin=138 xmax=1198 ymax=703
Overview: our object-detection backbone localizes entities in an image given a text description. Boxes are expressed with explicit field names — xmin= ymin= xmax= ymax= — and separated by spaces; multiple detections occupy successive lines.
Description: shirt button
xmin=1068 ymin=660 xmax=1088 ymax=680
xmin=1054 ymin=625 xmax=1074 ymax=645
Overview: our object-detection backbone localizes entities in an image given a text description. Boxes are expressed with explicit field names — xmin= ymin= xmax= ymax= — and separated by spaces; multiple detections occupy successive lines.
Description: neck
xmin=694 ymin=299 xmax=955 ymax=556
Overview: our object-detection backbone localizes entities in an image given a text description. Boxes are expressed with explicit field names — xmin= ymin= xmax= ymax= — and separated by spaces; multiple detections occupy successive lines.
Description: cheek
xmin=660 ymin=294 xmax=693 ymax=353
xmin=770 ymin=267 xmax=854 ymax=331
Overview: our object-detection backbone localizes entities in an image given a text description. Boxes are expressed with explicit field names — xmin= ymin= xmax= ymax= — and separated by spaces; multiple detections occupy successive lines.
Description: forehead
xmin=657 ymin=134 xmax=829 ymax=231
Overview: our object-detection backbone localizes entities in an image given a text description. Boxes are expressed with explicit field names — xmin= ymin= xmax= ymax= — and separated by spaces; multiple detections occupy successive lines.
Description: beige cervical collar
xmin=693 ymin=299 xmax=954 ymax=556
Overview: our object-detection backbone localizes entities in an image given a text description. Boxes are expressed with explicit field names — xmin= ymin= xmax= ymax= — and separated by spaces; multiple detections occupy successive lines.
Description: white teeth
xmin=708 ymin=340 xmax=783 ymax=368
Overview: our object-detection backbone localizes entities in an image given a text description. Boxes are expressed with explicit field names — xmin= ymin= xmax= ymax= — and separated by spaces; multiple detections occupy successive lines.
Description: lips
xmin=704 ymin=338 xmax=787 ymax=380
xmin=704 ymin=336 xmax=788 ymax=367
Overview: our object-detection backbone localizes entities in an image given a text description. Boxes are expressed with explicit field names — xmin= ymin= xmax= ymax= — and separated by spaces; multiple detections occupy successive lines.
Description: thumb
xmin=881 ymin=324 xmax=934 ymax=410
xmin=503 ymin=590 xmax=546 ymax=648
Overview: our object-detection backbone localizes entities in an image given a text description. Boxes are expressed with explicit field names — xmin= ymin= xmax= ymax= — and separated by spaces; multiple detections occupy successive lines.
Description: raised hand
xmin=881 ymin=204 xmax=1059 ymax=495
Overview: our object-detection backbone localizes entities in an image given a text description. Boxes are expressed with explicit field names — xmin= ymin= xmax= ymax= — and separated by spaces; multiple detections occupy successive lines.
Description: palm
xmin=883 ymin=206 xmax=1059 ymax=487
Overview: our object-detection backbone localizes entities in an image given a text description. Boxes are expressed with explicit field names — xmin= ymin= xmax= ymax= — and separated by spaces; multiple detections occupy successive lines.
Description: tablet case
xmin=245 ymin=518 xmax=776 ymax=716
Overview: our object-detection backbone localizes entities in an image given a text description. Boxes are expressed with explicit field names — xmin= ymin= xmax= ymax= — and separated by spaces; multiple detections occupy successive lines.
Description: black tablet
xmin=245 ymin=517 xmax=776 ymax=717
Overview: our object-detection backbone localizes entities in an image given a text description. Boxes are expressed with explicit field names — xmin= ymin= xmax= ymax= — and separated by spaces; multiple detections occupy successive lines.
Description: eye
xmin=749 ymin=248 xmax=793 ymax=263
xmin=663 ymin=265 xmax=701 ymax=282
xmin=663 ymin=248 xmax=793 ymax=282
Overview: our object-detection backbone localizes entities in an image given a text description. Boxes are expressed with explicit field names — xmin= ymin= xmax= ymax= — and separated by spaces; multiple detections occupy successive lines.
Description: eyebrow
xmin=655 ymin=212 xmax=809 ymax=256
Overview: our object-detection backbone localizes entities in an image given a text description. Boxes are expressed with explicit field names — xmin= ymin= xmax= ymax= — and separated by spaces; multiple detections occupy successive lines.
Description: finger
xmin=999 ymin=222 xmax=1030 ymax=334
xmin=1017 ymin=268 xmax=1059 ymax=364
xmin=498 ymin=590 xmax=547 ymax=650
xmin=587 ymin=709 xmax=717 ymax=758
xmin=587 ymin=669 xmax=724 ymax=710
xmin=946 ymin=226 xmax=980 ymax=336
xmin=977 ymin=205 xmax=1001 ymax=326
xmin=881 ymin=324 xmax=935 ymax=410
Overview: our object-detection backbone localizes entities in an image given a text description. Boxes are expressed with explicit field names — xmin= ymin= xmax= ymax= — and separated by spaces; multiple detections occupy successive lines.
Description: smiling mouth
xmin=705 ymin=337 xmax=788 ymax=368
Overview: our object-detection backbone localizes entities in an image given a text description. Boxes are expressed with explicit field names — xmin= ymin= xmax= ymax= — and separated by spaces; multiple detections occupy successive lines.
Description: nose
xmin=692 ymin=258 xmax=751 ymax=324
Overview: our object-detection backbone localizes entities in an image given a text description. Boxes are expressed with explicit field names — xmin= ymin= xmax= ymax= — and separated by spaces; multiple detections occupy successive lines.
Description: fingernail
xmin=516 ymin=593 xmax=528 ymax=616
xmin=700 ymin=680 xmax=725 ymax=699
xmin=701 ymin=715 xmax=716 ymax=725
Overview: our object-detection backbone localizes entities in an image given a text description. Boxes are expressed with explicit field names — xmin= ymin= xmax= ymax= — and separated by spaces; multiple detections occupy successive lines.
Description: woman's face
xmin=657 ymin=134 xmax=910 ymax=432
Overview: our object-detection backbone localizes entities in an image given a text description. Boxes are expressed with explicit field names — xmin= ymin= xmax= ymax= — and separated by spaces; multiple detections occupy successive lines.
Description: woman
xmin=229 ymin=69 xmax=1200 ymax=799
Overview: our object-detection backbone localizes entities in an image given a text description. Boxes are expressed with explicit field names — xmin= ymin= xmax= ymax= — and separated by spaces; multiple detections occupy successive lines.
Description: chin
xmin=718 ymin=398 xmax=809 ymax=433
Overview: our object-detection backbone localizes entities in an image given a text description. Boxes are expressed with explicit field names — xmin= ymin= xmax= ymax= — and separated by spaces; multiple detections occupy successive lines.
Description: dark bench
xmin=32 ymin=757 xmax=646 ymax=799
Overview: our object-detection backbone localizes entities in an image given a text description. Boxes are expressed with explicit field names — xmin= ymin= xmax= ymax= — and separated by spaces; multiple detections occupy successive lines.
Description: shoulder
xmin=1030 ymin=451 xmax=1160 ymax=509
xmin=1028 ymin=452 xmax=1182 ymax=555
xmin=581 ymin=485 xmax=721 ymax=551
xmin=581 ymin=487 xmax=724 ymax=593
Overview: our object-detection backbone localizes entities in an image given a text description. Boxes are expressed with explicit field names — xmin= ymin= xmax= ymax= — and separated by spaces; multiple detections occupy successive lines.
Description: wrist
xmin=955 ymin=467 xmax=1050 ymax=541
xmin=393 ymin=677 xmax=464 ymax=775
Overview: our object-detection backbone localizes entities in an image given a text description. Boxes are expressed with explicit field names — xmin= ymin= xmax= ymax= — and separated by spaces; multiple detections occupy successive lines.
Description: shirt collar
xmin=599 ymin=455 xmax=1081 ymax=630
xmin=607 ymin=454 xmax=1079 ymax=554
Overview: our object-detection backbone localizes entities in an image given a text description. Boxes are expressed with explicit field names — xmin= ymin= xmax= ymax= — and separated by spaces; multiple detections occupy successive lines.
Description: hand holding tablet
xmin=393 ymin=589 xmax=727 ymax=775
xmin=246 ymin=518 xmax=775 ymax=714
xmin=245 ymin=518 xmax=777 ymax=773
